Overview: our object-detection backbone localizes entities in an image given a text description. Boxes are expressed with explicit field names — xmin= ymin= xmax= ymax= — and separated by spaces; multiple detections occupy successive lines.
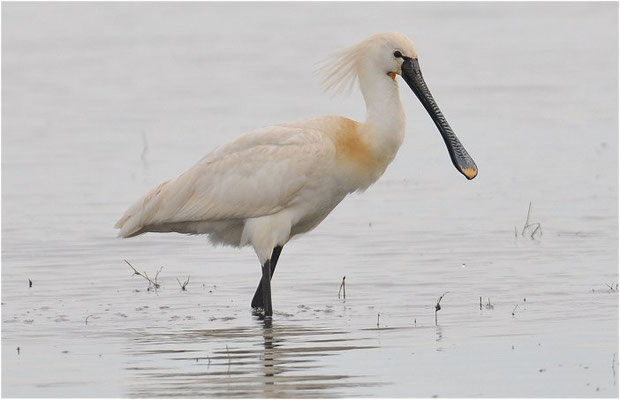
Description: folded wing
xmin=115 ymin=124 xmax=335 ymax=238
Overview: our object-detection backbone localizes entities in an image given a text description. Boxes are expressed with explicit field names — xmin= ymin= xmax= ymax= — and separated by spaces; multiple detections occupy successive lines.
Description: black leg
xmin=251 ymin=246 xmax=282 ymax=309
xmin=261 ymin=259 xmax=272 ymax=317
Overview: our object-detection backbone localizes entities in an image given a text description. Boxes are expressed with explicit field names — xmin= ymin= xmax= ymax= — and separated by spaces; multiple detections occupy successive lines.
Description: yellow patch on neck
xmin=387 ymin=72 xmax=396 ymax=80
xmin=334 ymin=120 xmax=375 ymax=167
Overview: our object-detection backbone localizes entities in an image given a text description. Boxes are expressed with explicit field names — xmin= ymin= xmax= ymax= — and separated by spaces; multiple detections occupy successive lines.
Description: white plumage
xmin=116 ymin=32 xmax=476 ymax=314
xmin=116 ymin=116 xmax=396 ymax=264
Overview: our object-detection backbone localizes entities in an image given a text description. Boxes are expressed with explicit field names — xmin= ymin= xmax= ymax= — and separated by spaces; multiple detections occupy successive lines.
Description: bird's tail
xmin=114 ymin=213 xmax=142 ymax=238
xmin=114 ymin=180 xmax=170 ymax=238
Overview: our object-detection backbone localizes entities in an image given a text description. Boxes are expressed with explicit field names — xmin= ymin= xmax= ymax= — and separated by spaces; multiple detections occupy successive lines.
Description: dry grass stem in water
xmin=435 ymin=292 xmax=448 ymax=325
xmin=177 ymin=276 xmax=190 ymax=291
xmin=520 ymin=202 xmax=543 ymax=239
xmin=141 ymin=131 xmax=149 ymax=168
xmin=485 ymin=297 xmax=494 ymax=310
xmin=125 ymin=259 xmax=162 ymax=290
xmin=338 ymin=276 xmax=346 ymax=299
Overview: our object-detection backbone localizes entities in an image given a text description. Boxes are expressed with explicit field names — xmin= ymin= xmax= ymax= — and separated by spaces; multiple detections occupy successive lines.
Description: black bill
xmin=401 ymin=57 xmax=478 ymax=180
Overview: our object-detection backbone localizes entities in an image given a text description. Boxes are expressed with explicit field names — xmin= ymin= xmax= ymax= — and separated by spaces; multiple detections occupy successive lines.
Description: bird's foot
xmin=251 ymin=306 xmax=272 ymax=320
xmin=251 ymin=293 xmax=263 ymax=309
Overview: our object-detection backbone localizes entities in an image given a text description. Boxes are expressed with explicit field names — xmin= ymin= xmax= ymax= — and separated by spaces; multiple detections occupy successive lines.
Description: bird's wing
xmin=115 ymin=123 xmax=337 ymax=237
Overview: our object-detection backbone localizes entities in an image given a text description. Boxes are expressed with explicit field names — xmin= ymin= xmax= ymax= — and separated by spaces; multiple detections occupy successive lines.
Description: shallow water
xmin=2 ymin=2 xmax=618 ymax=398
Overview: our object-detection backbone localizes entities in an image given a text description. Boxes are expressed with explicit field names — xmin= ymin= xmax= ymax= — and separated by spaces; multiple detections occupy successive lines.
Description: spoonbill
xmin=115 ymin=32 xmax=477 ymax=317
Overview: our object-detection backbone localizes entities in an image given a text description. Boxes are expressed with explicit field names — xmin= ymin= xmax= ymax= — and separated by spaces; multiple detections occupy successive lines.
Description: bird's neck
xmin=359 ymin=69 xmax=406 ymax=162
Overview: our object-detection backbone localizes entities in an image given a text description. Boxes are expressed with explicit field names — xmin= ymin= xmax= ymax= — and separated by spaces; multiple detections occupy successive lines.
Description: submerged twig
xmin=28 ymin=279 xmax=32 ymax=288
xmin=226 ymin=345 xmax=231 ymax=375
xmin=512 ymin=304 xmax=519 ymax=316
xmin=376 ymin=312 xmax=380 ymax=328
xmin=338 ymin=276 xmax=346 ymax=299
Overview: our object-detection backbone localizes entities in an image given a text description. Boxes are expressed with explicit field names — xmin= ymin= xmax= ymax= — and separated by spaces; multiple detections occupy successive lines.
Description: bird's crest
xmin=316 ymin=32 xmax=417 ymax=96
xmin=316 ymin=39 xmax=368 ymax=95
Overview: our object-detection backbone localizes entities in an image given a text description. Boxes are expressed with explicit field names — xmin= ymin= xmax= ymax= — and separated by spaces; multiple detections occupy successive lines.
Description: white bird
xmin=115 ymin=32 xmax=477 ymax=317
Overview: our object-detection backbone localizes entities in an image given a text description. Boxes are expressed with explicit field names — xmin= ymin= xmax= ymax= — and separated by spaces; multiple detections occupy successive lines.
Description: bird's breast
xmin=331 ymin=120 xmax=396 ymax=191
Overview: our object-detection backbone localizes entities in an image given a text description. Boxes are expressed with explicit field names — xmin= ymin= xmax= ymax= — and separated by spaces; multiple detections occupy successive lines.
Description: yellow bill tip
xmin=462 ymin=167 xmax=478 ymax=180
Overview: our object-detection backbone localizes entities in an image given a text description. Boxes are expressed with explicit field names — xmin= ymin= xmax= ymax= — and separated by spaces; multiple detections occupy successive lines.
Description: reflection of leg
xmin=261 ymin=259 xmax=272 ymax=317
xmin=251 ymin=246 xmax=283 ymax=309
xmin=261 ymin=318 xmax=275 ymax=389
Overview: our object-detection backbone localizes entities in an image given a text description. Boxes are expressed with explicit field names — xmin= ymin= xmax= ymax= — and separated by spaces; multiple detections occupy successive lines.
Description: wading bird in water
xmin=115 ymin=33 xmax=477 ymax=317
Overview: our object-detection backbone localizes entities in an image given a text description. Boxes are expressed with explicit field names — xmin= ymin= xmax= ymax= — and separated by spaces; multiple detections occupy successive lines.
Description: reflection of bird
xmin=115 ymin=32 xmax=478 ymax=317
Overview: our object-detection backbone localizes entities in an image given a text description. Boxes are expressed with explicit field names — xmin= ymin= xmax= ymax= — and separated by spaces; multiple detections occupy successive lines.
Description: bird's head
xmin=319 ymin=33 xmax=478 ymax=181
xmin=319 ymin=32 xmax=417 ymax=93
xmin=353 ymin=32 xmax=419 ymax=82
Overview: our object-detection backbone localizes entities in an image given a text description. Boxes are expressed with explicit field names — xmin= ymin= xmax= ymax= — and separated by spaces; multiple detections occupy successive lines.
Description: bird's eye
xmin=393 ymin=50 xmax=403 ymax=58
